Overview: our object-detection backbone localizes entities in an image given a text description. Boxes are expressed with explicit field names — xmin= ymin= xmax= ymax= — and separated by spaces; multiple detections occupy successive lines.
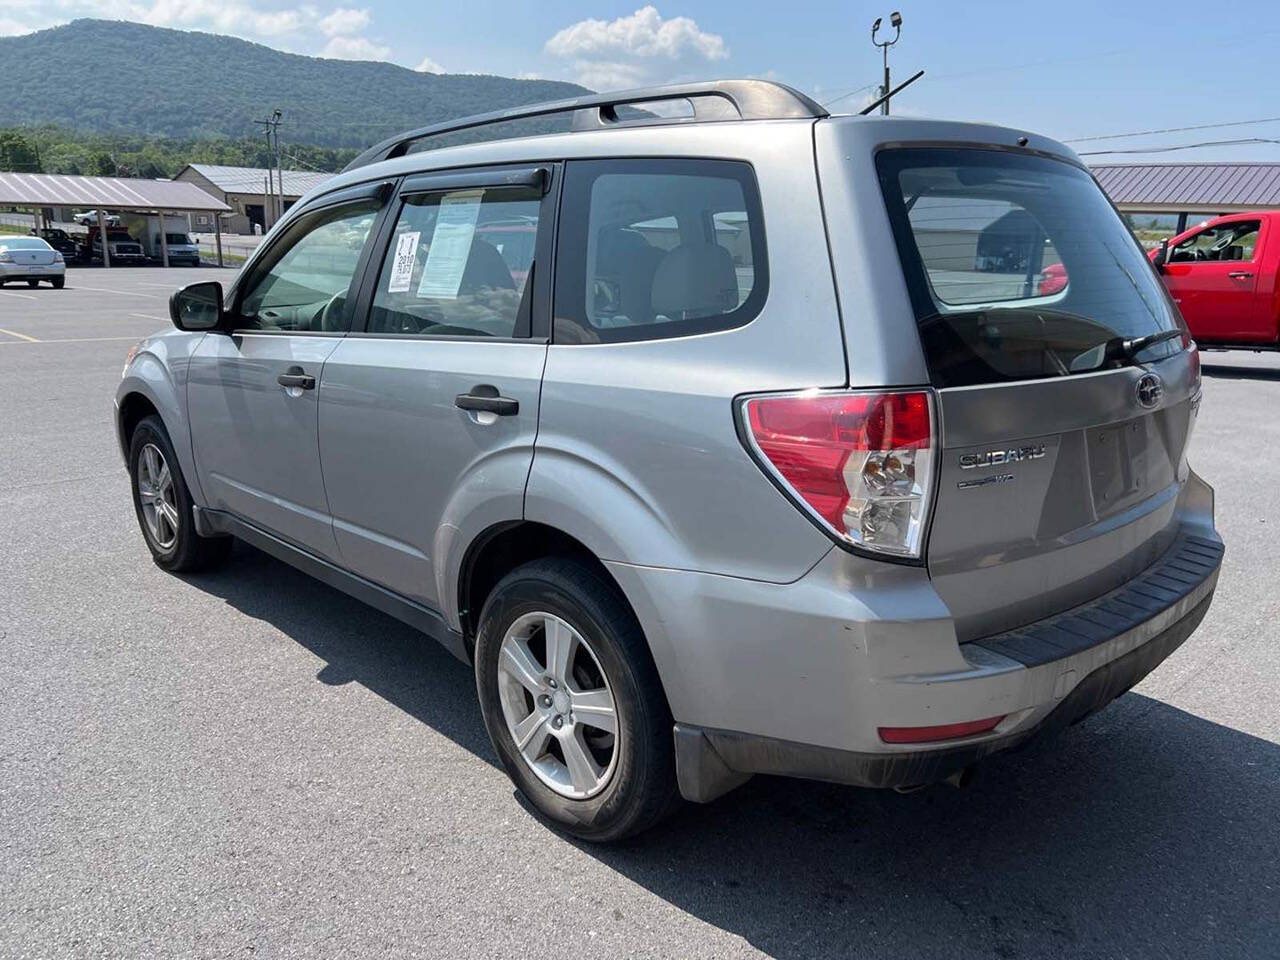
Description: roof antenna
xmin=859 ymin=69 xmax=924 ymax=116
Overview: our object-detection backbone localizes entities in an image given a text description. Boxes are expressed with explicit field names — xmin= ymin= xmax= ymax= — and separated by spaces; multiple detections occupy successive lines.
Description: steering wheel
xmin=312 ymin=292 xmax=346 ymax=331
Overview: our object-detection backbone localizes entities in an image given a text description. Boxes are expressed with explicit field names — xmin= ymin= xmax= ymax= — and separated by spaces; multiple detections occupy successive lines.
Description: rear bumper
xmin=607 ymin=472 xmax=1223 ymax=803
xmin=0 ymin=263 xmax=65 ymax=280
xmin=675 ymin=587 xmax=1215 ymax=800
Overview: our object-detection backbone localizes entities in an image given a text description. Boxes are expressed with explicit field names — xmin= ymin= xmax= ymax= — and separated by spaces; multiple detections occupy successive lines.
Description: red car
xmin=1150 ymin=211 xmax=1280 ymax=347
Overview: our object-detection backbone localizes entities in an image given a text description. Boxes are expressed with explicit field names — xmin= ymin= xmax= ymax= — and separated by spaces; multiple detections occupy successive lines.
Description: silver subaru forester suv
xmin=116 ymin=81 xmax=1223 ymax=841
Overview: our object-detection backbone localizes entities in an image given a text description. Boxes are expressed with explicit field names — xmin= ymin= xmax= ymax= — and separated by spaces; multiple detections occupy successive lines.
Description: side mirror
xmin=1153 ymin=238 xmax=1170 ymax=272
xmin=169 ymin=280 xmax=224 ymax=331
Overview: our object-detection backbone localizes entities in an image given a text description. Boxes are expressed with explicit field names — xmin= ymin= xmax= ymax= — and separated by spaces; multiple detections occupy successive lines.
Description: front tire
xmin=475 ymin=557 xmax=677 ymax=842
xmin=128 ymin=415 xmax=231 ymax=572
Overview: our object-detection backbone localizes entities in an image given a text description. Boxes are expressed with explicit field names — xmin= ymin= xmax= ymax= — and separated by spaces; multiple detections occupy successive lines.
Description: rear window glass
xmin=0 ymin=238 xmax=48 ymax=250
xmin=878 ymin=148 xmax=1181 ymax=388
xmin=553 ymin=158 xmax=767 ymax=344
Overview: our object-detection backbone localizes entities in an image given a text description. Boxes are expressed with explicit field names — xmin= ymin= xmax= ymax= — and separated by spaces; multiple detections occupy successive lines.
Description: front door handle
xmin=1228 ymin=271 xmax=1253 ymax=279
xmin=455 ymin=385 xmax=518 ymax=416
xmin=278 ymin=366 xmax=316 ymax=390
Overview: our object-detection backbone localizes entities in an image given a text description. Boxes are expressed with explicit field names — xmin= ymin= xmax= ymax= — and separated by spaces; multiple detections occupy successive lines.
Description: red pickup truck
xmin=1149 ymin=211 xmax=1280 ymax=348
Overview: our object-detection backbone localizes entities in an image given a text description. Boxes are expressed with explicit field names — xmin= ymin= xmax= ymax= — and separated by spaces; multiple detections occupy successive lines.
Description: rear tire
xmin=26 ymin=280 xmax=37 ymax=288
xmin=52 ymin=278 xmax=65 ymax=289
xmin=475 ymin=557 xmax=678 ymax=842
xmin=128 ymin=415 xmax=232 ymax=573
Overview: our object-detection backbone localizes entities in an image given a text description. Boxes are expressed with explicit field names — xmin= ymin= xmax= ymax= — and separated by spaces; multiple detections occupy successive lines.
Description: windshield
xmin=877 ymin=147 xmax=1182 ymax=388
xmin=165 ymin=233 xmax=193 ymax=245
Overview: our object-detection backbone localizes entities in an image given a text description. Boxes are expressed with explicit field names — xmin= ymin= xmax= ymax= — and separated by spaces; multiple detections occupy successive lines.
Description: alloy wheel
xmin=136 ymin=442 xmax=179 ymax=551
xmin=496 ymin=611 xmax=619 ymax=799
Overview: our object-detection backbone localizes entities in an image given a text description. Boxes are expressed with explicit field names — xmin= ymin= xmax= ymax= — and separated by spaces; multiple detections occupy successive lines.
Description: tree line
xmin=0 ymin=128 xmax=358 ymax=179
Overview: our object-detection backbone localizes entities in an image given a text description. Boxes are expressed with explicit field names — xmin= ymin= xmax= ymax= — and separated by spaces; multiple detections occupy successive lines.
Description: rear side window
xmin=368 ymin=185 xmax=542 ymax=338
xmin=553 ymin=158 xmax=767 ymax=343
xmin=878 ymin=148 xmax=1181 ymax=388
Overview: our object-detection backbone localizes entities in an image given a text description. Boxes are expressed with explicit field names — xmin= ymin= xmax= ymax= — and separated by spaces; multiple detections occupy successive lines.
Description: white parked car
xmin=0 ymin=236 xmax=65 ymax=288
xmin=74 ymin=210 xmax=121 ymax=227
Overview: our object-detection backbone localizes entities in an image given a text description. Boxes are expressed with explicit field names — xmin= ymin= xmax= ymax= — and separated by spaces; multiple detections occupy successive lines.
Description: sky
xmin=4 ymin=0 xmax=1280 ymax=163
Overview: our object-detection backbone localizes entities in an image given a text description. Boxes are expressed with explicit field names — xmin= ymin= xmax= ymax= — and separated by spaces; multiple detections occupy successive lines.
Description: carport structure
xmin=0 ymin=171 xmax=232 ymax=268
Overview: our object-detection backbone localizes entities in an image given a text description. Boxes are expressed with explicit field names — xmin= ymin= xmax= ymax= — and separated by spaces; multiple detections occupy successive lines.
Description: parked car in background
xmin=0 ymin=236 xmax=65 ymax=288
xmin=40 ymin=228 xmax=82 ymax=263
xmin=89 ymin=227 xmax=147 ymax=265
xmin=116 ymin=80 xmax=1222 ymax=842
xmin=133 ymin=216 xmax=201 ymax=266
xmin=1152 ymin=211 xmax=1280 ymax=348
xmin=74 ymin=210 xmax=121 ymax=227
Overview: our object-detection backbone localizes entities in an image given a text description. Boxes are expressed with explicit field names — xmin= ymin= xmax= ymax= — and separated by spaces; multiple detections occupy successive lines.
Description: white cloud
xmin=141 ymin=0 xmax=304 ymax=37
xmin=317 ymin=6 xmax=369 ymax=37
xmin=0 ymin=17 xmax=37 ymax=35
xmin=544 ymin=6 xmax=728 ymax=91
xmin=546 ymin=5 xmax=726 ymax=61
xmin=415 ymin=54 xmax=445 ymax=73
xmin=321 ymin=33 xmax=389 ymax=60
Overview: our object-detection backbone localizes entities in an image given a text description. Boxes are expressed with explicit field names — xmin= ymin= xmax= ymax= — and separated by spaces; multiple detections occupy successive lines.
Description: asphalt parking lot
xmin=1 ymin=267 xmax=1277 ymax=959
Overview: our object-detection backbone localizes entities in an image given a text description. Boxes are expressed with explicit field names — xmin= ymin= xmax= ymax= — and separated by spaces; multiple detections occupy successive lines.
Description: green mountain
xmin=0 ymin=19 xmax=589 ymax=150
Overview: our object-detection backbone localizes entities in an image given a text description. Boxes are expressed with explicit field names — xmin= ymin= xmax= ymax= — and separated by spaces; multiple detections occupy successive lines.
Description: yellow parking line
xmin=130 ymin=313 xmax=170 ymax=322
xmin=0 ymin=327 xmax=39 ymax=342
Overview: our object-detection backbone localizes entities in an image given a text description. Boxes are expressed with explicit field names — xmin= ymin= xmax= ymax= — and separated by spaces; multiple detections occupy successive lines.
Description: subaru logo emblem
xmin=1136 ymin=372 xmax=1163 ymax=409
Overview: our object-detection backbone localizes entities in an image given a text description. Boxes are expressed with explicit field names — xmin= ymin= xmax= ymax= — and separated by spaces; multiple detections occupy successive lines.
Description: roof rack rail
xmin=341 ymin=79 xmax=829 ymax=173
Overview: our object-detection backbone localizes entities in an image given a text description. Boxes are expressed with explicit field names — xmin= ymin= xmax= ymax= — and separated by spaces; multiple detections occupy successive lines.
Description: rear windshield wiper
xmin=1101 ymin=328 xmax=1184 ymax=365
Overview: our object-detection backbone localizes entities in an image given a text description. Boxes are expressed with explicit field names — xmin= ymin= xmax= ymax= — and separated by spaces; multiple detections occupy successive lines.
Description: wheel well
xmin=118 ymin=392 xmax=160 ymax=454
xmin=459 ymin=522 xmax=622 ymax=648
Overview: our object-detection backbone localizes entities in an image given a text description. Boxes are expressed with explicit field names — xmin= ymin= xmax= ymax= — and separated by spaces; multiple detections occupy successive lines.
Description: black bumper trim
xmin=675 ymin=590 xmax=1215 ymax=799
xmin=971 ymin=531 xmax=1224 ymax=668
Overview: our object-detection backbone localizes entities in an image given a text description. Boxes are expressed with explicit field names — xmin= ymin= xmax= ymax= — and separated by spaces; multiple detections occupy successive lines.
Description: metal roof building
xmin=176 ymin=164 xmax=333 ymax=235
xmin=0 ymin=171 xmax=231 ymax=213
xmin=181 ymin=164 xmax=333 ymax=198
xmin=1092 ymin=163 xmax=1280 ymax=214
xmin=0 ymin=170 xmax=232 ymax=267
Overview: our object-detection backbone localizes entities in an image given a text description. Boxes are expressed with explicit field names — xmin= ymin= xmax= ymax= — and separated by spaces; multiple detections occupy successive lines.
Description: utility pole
xmin=253 ymin=110 xmax=284 ymax=226
xmin=871 ymin=11 xmax=903 ymax=116
xmin=272 ymin=110 xmax=284 ymax=224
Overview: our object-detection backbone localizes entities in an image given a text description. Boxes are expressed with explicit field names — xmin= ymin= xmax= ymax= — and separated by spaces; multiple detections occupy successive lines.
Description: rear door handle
xmin=1228 ymin=271 xmax=1253 ymax=279
xmin=455 ymin=386 xmax=518 ymax=416
xmin=278 ymin=366 xmax=315 ymax=390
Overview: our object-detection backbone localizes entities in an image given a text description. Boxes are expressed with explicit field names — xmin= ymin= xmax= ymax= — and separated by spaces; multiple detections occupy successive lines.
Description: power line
xmin=1078 ymin=137 xmax=1280 ymax=157
xmin=821 ymin=82 xmax=879 ymax=108
xmin=1067 ymin=116 xmax=1280 ymax=144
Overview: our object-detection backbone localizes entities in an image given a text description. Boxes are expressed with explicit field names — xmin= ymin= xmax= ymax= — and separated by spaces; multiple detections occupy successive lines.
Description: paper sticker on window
xmin=418 ymin=190 xmax=484 ymax=299
xmin=387 ymin=231 xmax=420 ymax=293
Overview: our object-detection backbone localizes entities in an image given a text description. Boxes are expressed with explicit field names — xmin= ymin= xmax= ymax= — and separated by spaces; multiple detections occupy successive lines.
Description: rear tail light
xmin=53 ymin=252 xmax=64 ymax=263
xmin=741 ymin=389 xmax=936 ymax=558
xmin=0 ymin=252 xmax=12 ymax=263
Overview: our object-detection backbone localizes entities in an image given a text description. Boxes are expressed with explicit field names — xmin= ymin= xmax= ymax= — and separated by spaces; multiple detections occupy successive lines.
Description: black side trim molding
xmin=674 ymin=591 xmax=1215 ymax=802
xmin=193 ymin=505 xmax=468 ymax=663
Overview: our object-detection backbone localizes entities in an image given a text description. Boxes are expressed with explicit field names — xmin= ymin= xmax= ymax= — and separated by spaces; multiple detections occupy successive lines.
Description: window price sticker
xmin=387 ymin=231 xmax=420 ymax=293
xmin=418 ymin=190 xmax=484 ymax=300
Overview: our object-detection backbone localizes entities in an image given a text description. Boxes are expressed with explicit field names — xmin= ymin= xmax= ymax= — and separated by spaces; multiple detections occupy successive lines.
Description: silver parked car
xmin=0 ymin=235 xmax=66 ymax=288
xmin=115 ymin=81 xmax=1223 ymax=841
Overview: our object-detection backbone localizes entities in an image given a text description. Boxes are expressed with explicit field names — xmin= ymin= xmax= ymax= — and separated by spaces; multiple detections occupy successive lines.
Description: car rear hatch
xmin=826 ymin=135 xmax=1202 ymax=641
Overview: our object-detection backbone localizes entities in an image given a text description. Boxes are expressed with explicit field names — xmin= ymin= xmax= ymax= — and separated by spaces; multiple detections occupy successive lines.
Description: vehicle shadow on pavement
xmin=580 ymin=696 xmax=1280 ymax=959
xmin=1201 ymin=361 xmax=1280 ymax=382
xmin=184 ymin=540 xmax=496 ymax=763
xmin=188 ymin=543 xmax=1277 ymax=960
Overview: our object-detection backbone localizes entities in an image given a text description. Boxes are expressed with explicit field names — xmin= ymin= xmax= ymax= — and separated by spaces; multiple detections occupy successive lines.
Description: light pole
xmin=871 ymin=11 xmax=903 ymax=116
